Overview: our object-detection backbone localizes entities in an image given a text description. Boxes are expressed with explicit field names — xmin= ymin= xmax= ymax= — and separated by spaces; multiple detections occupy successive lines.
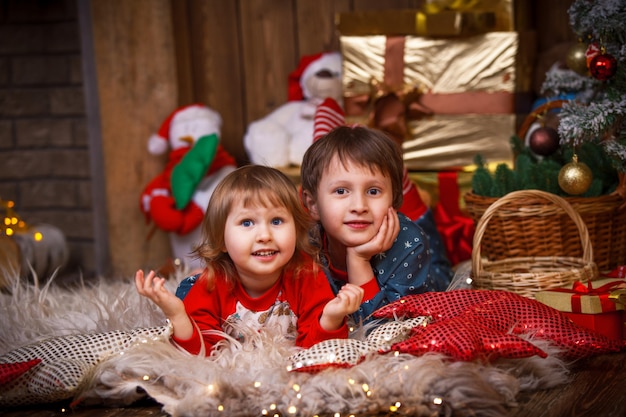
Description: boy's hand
xmin=319 ymin=283 xmax=364 ymax=331
xmin=351 ymin=207 xmax=399 ymax=259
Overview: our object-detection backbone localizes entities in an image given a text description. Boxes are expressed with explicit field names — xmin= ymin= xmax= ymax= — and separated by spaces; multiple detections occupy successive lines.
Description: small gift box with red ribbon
xmin=535 ymin=268 xmax=626 ymax=341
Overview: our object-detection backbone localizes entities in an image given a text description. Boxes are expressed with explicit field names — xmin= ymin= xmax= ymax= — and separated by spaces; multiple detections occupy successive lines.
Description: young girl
xmin=136 ymin=165 xmax=363 ymax=356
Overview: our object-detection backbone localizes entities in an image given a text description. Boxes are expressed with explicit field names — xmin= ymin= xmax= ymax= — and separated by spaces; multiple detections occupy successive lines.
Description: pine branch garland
xmin=471 ymin=138 xmax=618 ymax=198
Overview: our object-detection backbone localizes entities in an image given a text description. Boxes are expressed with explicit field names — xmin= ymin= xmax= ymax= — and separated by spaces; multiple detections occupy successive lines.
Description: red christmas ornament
xmin=589 ymin=53 xmax=617 ymax=80
xmin=529 ymin=126 xmax=560 ymax=156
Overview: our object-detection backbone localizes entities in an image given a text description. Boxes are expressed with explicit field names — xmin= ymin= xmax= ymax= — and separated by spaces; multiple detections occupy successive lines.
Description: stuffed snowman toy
xmin=140 ymin=104 xmax=237 ymax=270
xmin=244 ymin=52 xmax=343 ymax=167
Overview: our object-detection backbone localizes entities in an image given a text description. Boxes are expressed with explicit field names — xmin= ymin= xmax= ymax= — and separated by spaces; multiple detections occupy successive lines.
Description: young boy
xmin=300 ymin=125 xmax=452 ymax=323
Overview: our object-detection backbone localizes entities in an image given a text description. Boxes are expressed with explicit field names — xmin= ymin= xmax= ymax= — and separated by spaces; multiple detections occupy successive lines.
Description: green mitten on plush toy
xmin=171 ymin=133 xmax=219 ymax=210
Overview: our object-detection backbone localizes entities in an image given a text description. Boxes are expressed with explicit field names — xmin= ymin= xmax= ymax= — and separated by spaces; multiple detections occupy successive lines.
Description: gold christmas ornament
xmin=558 ymin=155 xmax=593 ymax=195
xmin=566 ymin=42 xmax=589 ymax=76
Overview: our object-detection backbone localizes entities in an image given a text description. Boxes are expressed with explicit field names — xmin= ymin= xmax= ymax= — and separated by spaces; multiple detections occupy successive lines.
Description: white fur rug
xmin=0 ymin=269 xmax=570 ymax=417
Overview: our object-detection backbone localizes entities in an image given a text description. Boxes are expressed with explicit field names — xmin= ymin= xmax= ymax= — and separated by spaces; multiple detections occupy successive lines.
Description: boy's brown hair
xmin=300 ymin=126 xmax=404 ymax=209
xmin=194 ymin=165 xmax=316 ymax=287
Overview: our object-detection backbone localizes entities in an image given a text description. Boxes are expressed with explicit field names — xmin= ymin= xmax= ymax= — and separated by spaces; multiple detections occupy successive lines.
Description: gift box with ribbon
xmin=339 ymin=6 xmax=536 ymax=171
xmin=535 ymin=272 xmax=626 ymax=341
xmin=409 ymin=170 xmax=475 ymax=265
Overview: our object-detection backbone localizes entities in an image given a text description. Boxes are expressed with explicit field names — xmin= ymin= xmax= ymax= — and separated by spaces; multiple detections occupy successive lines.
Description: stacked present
xmin=337 ymin=0 xmax=536 ymax=264
xmin=535 ymin=267 xmax=626 ymax=341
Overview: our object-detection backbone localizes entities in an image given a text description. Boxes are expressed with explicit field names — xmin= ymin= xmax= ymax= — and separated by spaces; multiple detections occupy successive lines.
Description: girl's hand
xmin=135 ymin=270 xmax=185 ymax=319
xmin=319 ymin=283 xmax=364 ymax=331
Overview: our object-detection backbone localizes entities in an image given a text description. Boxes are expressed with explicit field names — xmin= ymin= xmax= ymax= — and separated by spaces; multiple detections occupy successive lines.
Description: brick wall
xmin=0 ymin=0 xmax=95 ymax=279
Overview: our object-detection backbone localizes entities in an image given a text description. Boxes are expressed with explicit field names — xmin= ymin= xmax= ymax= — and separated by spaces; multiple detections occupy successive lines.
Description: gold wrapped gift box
xmin=535 ymin=278 xmax=626 ymax=315
xmin=336 ymin=0 xmax=521 ymax=36
xmin=408 ymin=170 xmax=474 ymax=209
xmin=336 ymin=10 xmax=498 ymax=37
xmin=535 ymin=278 xmax=626 ymax=341
xmin=340 ymin=28 xmax=535 ymax=170
xmin=403 ymin=114 xmax=515 ymax=171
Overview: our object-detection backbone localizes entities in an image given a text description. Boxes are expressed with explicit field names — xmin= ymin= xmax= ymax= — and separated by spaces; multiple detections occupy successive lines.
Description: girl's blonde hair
xmin=193 ymin=165 xmax=316 ymax=288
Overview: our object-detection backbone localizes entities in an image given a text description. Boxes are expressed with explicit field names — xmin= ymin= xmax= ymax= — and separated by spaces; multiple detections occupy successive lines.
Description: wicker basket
xmin=464 ymin=190 xmax=626 ymax=272
xmin=468 ymin=99 xmax=626 ymax=272
xmin=471 ymin=190 xmax=599 ymax=299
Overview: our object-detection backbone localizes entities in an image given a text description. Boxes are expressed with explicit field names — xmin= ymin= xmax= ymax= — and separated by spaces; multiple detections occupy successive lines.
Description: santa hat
xmin=147 ymin=104 xmax=221 ymax=155
xmin=287 ymin=52 xmax=342 ymax=101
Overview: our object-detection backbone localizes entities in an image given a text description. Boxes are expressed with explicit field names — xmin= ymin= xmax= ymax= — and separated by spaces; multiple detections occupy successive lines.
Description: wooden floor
xmin=510 ymin=351 xmax=626 ymax=417
xmin=1 ymin=351 xmax=625 ymax=417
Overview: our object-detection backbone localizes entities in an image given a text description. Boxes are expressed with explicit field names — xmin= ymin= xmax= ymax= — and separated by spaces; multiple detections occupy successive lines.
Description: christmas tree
xmin=472 ymin=0 xmax=626 ymax=198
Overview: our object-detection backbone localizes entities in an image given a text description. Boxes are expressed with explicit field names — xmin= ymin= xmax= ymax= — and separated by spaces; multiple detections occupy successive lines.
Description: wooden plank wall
xmin=87 ymin=0 xmax=575 ymax=277
xmin=88 ymin=0 xmax=176 ymax=277
xmin=174 ymin=0 xmax=424 ymax=165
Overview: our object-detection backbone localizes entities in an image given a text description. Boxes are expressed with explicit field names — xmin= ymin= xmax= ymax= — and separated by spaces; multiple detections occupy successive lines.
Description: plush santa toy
xmin=140 ymin=104 xmax=237 ymax=270
xmin=244 ymin=52 xmax=343 ymax=167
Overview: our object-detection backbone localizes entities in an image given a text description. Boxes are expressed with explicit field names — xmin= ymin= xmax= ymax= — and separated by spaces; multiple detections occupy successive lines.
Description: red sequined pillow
xmin=462 ymin=296 xmax=624 ymax=359
xmin=387 ymin=316 xmax=547 ymax=361
xmin=374 ymin=290 xmax=624 ymax=360
xmin=373 ymin=289 xmax=512 ymax=320
xmin=0 ymin=359 xmax=41 ymax=384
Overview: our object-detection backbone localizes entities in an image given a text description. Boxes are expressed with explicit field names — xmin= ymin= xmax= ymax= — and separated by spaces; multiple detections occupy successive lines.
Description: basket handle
xmin=471 ymin=190 xmax=594 ymax=276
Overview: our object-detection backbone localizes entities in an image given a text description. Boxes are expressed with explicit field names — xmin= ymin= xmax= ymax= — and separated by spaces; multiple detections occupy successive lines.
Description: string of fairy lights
xmin=1 ymin=198 xmax=42 ymax=241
